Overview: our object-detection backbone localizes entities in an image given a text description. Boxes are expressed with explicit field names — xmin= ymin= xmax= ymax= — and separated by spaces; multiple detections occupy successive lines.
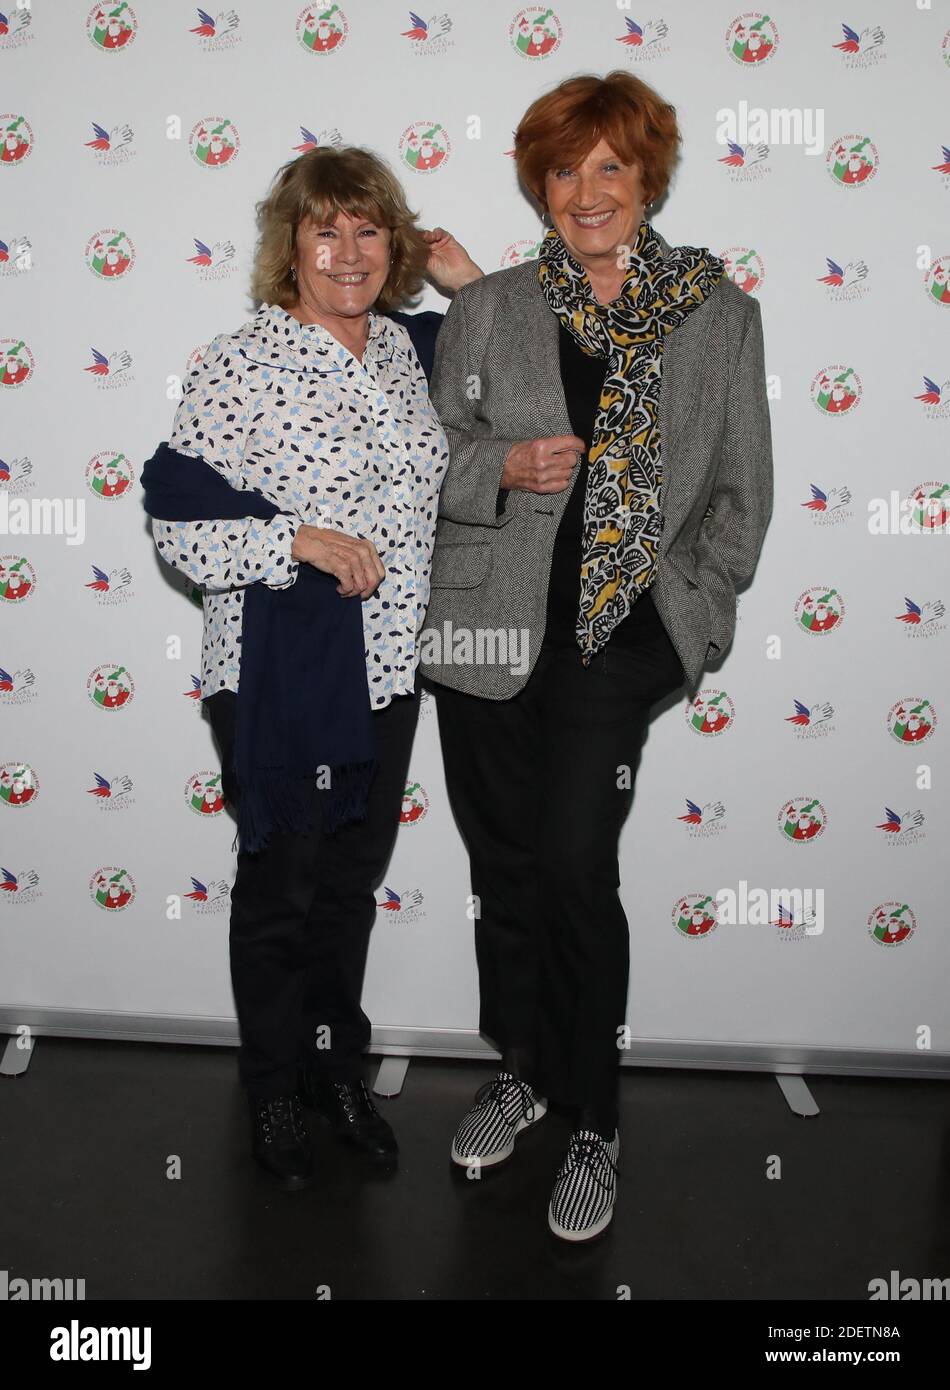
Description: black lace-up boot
xmin=248 ymin=1092 xmax=314 ymax=1190
xmin=299 ymin=1069 xmax=398 ymax=1163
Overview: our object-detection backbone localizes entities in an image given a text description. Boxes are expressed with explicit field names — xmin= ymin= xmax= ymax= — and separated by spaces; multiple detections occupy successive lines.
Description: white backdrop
xmin=2 ymin=0 xmax=948 ymax=1074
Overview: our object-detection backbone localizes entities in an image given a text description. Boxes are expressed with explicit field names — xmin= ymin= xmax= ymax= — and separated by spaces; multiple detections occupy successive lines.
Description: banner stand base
xmin=776 ymin=1073 xmax=820 ymax=1115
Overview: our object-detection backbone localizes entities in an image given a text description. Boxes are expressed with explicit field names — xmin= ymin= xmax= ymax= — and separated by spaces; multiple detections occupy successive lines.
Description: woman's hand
xmin=501 ymin=436 xmax=586 ymax=493
xmin=422 ymin=226 xmax=483 ymax=295
xmin=291 ymin=524 xmax=385 ymax=599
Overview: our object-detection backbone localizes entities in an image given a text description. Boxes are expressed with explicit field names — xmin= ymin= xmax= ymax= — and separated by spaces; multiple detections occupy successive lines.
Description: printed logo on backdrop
xmin=778 ymin=797 xmax=826 ymax=844
xmin=1 ymin=867 xmax=41 ymax=905
xmin=811 ymin=366 xmax=861 ymax=416
xmin=726 ymin=14 xmax=778 ymax=65
xmin=0 ymin=234 xmax=33 ymax=278
xmin=376 ymin=886 xmax=425 ymax=924
xmin=85 ymin=452 xmax=133 ymax=500
xmin=867 ymin=902 xmax=915 ymax=947
xmin=615 ymin=15 xmax=669 ymax=63
xmin=296 ymin=6 xmax=348 ymax=53
xmin=721 ymin=248 xmax=763 ymax=296
xmin=0 ymin=7 xmax=33 ymax=48
xmin=685 ymin=690 xmax=734 ymax=736
xmin=886 ymin=698 xmax=935 ymax=746
xmin=84 ymin=346 xmax=133 ymax=390
xmin=87 ymin=664 xmax=134 ymax=710
xmin=1 ymin=340 xmax=34 ymax=387
xmin=895 ymin=594 xmax=946 ymax=639
xmin=712 ymin=883 xmax=824 ymax=940
xmin=0 ymin=762 xmax=38 ymax=806
xmin=672 ymin=894 xmax=718 ymax=939
xmin=187 ymin=237 xmax=237 ymax=282
xmin=817 ymin=255 xmax=869 ymax=303
xmin=826 ymin=135 xmax=878 ymax=187
xmin=183 ymin=675 xmax=202 ymax=701
xmin=90 ymin=867 xmax=135 ymax=912
xmin=86 ymin=565 xmax=133 ymax=607
xmin=188 ymin=119 xmax=239 ymax=168
xmin=0 ymin=556 xmax=35 ymax=602
xmin=85 ymin=123 xmax=135 ymax=167
xmin=924 ymin=256 xmax=950 ymax=307
xmin=717 ymin=137 xmax=770 ymax=183
xmin=802 ymin=483 xmax=852 ymax=526
xmin=509 ymin=8 xmax=562 ymax=60
xmin=785 ymin=698 xmax=836 ymax=741
xmin=903 ymin=482 xmax=950 ymax=532
xmin=0 ymin=456 xmax=33 ymax=501
xmin=398 ymin=122 xmax=450 ymax=174
xmin=186 ymin=344 xmax=210 ymax=376
xmin=794 ymin=587 xmax=843 ymax=635
xmin=293 ymin=126 xmax=343 ymax=154
xmin=184 ymin=876 xmax=231 ymax=915
xmin=86 ymin=4 xmax=138 ymax=52
xmin=932 ymin=145 xmax=950 ymax=192
xmin=418 ymin=686 xmax=434 ymax=721
xmin=190 ymin=7 xmax=242 ymax=51
xmin=677 ymin=798 xmax=727 ymax=840
xmin=943 ymin=30 xmax=950 ymax=68
xmin=876 ymin=806 xmax=925 ymax=849
xmin=914 ymin=375 xmax=950 ymax=419
xmin=832 ymin=22 xmax=885 ymax=69
xmin=87 ymin=771 xmax=135 ymax=812
xmin=769 ymin=900 xmax=820 ymax=943
xmin=401 ymin=11 xmax=454 ymax=56
xmin=185 ymin=773 xmax=225 ymax=816
xmin=0 ymin=115 xmax=32 ymax=165
xmin=0 ymin=664 xmax=36 ymax=706
xmin=399 ymin=781 xmax=429 ymax=826
xmin=500 ymin=238 xmax=543 ymax=269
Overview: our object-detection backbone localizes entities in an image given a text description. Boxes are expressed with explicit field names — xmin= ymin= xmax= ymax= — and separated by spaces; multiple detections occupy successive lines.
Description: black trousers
xmin=205 ymin=686 xmax=419 ymax=1100
xmin=429 ymin=591 xmax=686 ymax=1123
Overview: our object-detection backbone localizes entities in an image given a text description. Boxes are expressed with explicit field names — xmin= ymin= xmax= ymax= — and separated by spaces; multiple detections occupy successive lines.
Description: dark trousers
xmin=205 ymin=686 xmax=419 ymax=1099
xmin=429 ymin=591 xmax=685 ymax=1126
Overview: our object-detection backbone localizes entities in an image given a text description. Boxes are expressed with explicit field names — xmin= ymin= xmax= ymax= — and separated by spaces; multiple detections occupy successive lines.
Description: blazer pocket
xmin=429 ymin=541 xmax=492 ymax=589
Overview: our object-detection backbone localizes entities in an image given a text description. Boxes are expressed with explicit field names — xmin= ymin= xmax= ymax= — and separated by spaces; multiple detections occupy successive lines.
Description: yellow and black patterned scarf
xmin=536 ymin=217 xmax=724 ymax=660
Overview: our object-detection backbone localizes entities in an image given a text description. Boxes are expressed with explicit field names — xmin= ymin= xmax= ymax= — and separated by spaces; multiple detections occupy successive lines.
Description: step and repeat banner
xmin=1 ymin=1 xmax=948 ymax=1067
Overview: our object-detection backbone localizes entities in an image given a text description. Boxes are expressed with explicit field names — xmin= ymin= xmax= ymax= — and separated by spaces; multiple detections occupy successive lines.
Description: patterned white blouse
xmin=154 ymin=303 xmax=450 ymax=709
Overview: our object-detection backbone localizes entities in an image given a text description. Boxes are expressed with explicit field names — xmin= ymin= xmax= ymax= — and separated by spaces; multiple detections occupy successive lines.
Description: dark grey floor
xmin=2 ymin=1037 xmax=948 ymax=1301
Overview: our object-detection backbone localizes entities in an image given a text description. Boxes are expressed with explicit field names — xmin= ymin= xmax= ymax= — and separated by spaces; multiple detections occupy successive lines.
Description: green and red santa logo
xmin=721 ymin=247 xmax=764 ymax=296
xmin=87 ymin=4 xmax=137 ymax=51
xmin=725 ymin=13 xmax=778 ymax=64
xmin=296 ymin=5 xmax=348 ymax=53
xmin=886 ymin=698 xmax=936 ymax=746
xmin=87 ymin=664 xmax=134 ymax=710
xmin=509 ymin=8 xmax=562 ymax=59
xmin=867 ymin=901 xmax=915 ymax=947
xmin=399 ymin=781 xmax=429 ymax=825
xmin=189 ymin=119 xmax=239 ymax=168
xmin=0 ymin=556 xmax=36 ymax=602
xmin=90 ymin=867 xmax=135 ymax=911
xmin=85 ymin=230 xmax=135 ymax=280
xmin=0 ymin=114 xmax=32 ymax=165
xmin=794 ymin=587 xmax=843 ymax=635
xmin=778 ymin=796 xmax=826 ymax=844
xmin=85 ymin=452 xmax=133 ymax=499
xmin=811 ymin=365 xmax=861 ymax=416
xmin=501 ymin=238 xmax=545 ymax=269
xmin=685 ymin=689 xmax=735 ymax=736
xmin=903 ymin=482 xmax=950 ymax=533
xmin=186 ymin=343 xmax=210 ymax=377
xmin=1 ymin=339 xmax=34 ymax=387
xmin=924 ymin=256 xmax=950 ymax=306
xmin=185 ymin=772 xmax=225 ymax=816
xmin=826 ymin=135 xmax=878 ymax=187
xmin=672 ymin=893 xmax=719 ymax=939
xmin=0 ymin=762 xmax=38 ymax=806
xmin=398 ymin=122 xmax=450 ymax=174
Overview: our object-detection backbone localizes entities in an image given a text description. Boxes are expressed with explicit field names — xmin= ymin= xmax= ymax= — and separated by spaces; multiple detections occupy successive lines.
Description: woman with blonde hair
xmin=143 ymin=146 xmax=481 ymax=1189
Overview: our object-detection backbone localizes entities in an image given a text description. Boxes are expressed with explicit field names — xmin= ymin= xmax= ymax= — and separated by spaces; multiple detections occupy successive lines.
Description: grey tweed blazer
xmin=418 ymin=230 xmax=773 ymax=698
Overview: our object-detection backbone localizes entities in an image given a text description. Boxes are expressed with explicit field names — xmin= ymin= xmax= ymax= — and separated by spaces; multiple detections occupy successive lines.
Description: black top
xmin=542 ymin=320 xmax=658 ymax=649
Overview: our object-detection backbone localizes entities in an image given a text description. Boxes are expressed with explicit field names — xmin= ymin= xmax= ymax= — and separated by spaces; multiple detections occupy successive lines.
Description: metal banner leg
xmin=373 ymin=1056 xmax=409 ymax=1098
xmin=776 ymin=1073 xmax=819 ymax=1116
xmin=1 ymin=1033 xmax=34 ymax=1077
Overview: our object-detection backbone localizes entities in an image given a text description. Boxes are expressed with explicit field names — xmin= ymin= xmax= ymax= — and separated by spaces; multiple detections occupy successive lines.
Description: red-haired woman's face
xmin=543 ymin=137 xmax=646 ymax=274
xmin=292 ymin=210 xmax=391 ymax=320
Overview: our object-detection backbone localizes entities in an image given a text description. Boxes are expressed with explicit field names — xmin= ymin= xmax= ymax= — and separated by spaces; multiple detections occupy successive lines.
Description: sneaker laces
xmin=472 ymin=1072 xmax=538 ymax=1128
xmin=256 ymin=1093 xmax=307 ymax=1145
xmin=561 ymin=1131 xmax=619 ymax=1191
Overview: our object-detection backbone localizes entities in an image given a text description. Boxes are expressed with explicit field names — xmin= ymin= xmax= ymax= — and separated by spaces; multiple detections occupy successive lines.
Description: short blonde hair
xmin=513 ymin=70 xmax=681 ymax=210
xmin=251 ymin=146 xmax=429 ymax=311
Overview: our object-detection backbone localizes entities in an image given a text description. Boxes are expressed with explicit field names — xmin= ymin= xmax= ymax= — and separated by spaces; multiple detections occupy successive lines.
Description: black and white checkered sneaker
xmin=547 ymin=1129 xmax=620 ymax=1241
xmin=450 ymin=1072 xmax=547 ymax=1168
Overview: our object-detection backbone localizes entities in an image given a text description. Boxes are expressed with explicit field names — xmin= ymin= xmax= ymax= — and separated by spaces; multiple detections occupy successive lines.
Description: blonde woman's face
xmin=292 ymin=210 xmax=391 ymax=317
xmin=543 ymin=137 xmax=646 ymax=273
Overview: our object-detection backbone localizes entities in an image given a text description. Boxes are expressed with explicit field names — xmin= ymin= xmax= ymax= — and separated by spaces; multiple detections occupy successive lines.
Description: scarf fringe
xmin=236 ymin=759 xmax=378 ymax=855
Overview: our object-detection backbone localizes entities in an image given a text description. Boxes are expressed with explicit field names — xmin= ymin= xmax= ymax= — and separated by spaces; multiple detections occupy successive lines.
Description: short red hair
xmin=513 ymin=70 xmax=681 ymax=210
